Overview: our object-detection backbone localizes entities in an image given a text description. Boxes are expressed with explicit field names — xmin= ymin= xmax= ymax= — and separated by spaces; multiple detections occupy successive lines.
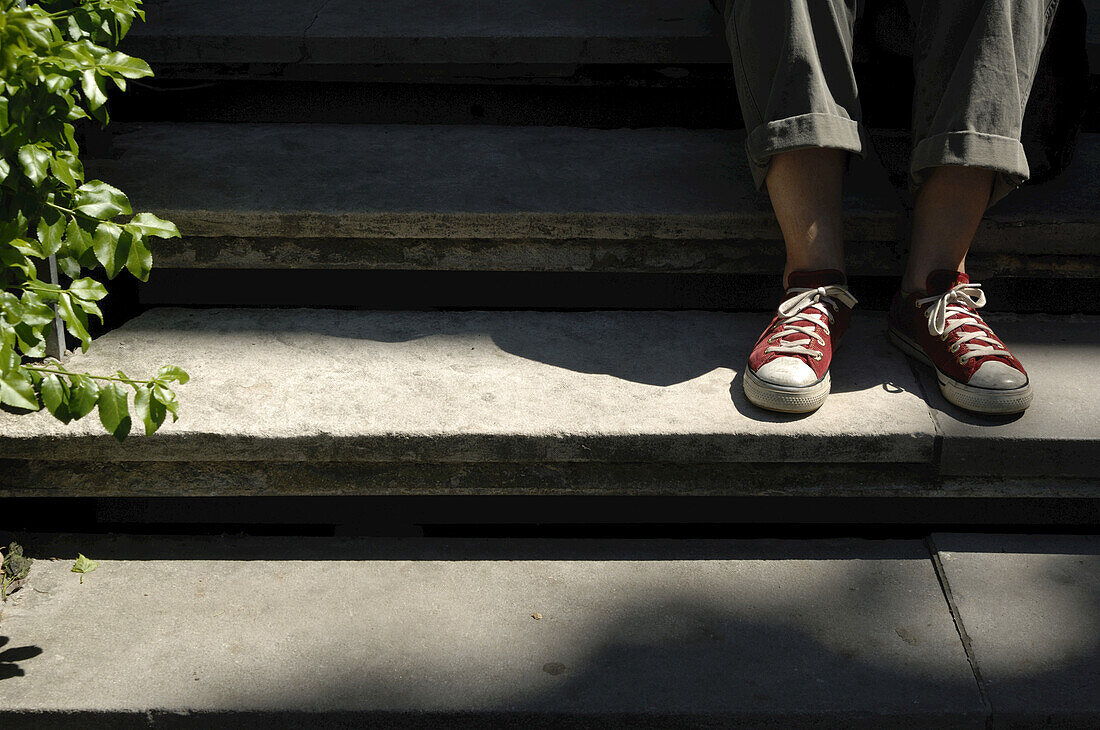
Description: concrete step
xmin=2 ymin=309 xmax=1097 ymax=498
xmin=88 ymin=124 xmax=1100 ymax=279
xmin=124 ymin=0 xmax=1100 ymax=84
xmin=928 ymin=533 xmax=1100 ymax=727
xmin=1 ymin=533 xmax=1096 ymax=727
xmin=123 ymin=0 xmax=729 ymax=79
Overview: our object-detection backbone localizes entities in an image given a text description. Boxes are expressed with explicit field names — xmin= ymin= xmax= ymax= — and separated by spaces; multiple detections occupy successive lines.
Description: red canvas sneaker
xmin=888 ymin=270 xmax=1032 ymax=414
xmin=744 ymin=270 xmax=857 ymax=413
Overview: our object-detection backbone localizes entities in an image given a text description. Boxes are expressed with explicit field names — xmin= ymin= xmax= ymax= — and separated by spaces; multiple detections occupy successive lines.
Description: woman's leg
xmin=766 ymin=148 xmax=847 ymax=287
xmin=892 ymin=0 xmax=1056 ymax=413
xmin=721 ymin=0 xmax=864 ymax=412
xmin=902 ymin=165 xmax=994 ymax=293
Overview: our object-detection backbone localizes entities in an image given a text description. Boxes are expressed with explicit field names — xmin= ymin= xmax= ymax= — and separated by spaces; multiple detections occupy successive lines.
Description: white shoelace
xmin=917 ymin=282 xmax=1004 ymax=363
xmin=765 ymin=285 xmax=857 ymax=360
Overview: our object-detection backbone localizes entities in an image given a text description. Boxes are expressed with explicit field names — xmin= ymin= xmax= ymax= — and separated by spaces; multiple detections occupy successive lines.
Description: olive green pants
xmin=718 ymin=0 xmax=1059 ymax=206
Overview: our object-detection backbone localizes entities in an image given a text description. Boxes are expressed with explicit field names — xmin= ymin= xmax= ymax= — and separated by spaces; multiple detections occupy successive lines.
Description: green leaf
xmin=81 ymin=69 xmax=108 ymax=110
xmin=91 ymin=221 xmax=123 ymax=275
xmin=37 ymin=214 xmax=66 ymax=257
xmin=57 ymin=293 xmax=92 ymax=351
xmin=153 ymin=382 xmax=180 ymax=420
xmin=51 ymin=151 xmax=84 ymax=189
xmin=71 ymin=553 xmax=98 ymax=583
xmin=41 ymin=373 xmax=72 ymax=423
xmin=18 ymin=292 xmax=55 ymax=326
xmin=69 ymin=277 xmax=108 ymax=302
xmin=3 ymin=542 xmax=33 ymax=582
xmin=97 ymin=382 xmax=130 ymax=441
xmin=124 ymin=231 xmax=151 ymax=281
xmin=130 ymin=212 xmax=180 ymax=239
xmin=56 ymin=255 xmax=83 ymax=279
xmin=155 ymin=365 xmax=190 ymax=385
xmin=17 ymin=144 xmax=50 ymax=186
xmin=134 ymin=383 xmax=166 ymax=436
xmin=0 ymin=158 xmax=10 ymax=184
xmin=8 ymin=238 xmax=47 ymax=259
xmin=65 ymin=217 xmax=94 ymax=257
xmin=96 ymin=51 xmax=152 ymax=79
xmin=0 ymin=344 xmax=20 ymax=377
xmin=0 ymin=368 xmax=40 ymax=411
xmin=13 ymin=322 xmax=47 ymax=358
xmin=74 ymin=180 xmax=131 ymax=220
xmin=68 ymin=373 xmax=100 ymax=420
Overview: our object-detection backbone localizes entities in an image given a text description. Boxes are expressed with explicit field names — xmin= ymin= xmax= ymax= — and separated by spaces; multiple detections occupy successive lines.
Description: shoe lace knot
xmin=766 ymin=285 xmax=857 ymax=360
xmin=917 ymin=282 xmax=1003 ymax=363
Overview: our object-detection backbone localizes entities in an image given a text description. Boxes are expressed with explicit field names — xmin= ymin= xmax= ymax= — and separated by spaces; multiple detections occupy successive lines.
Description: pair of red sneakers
xmin=744 ymin=270 xmax=1032 ymax=415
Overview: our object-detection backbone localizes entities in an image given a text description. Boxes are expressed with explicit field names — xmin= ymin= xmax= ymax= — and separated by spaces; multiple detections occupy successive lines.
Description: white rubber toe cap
xmin=969 ymin=361 xmax=1028 ymax=390
xmin=754 ymin=357 xmax=819 ymax=388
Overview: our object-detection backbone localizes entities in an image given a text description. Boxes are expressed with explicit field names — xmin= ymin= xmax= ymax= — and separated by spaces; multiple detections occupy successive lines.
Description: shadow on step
xmin=157 ymin=307 xmax=917 ymax=393
xmin=5 ymin=536 xmax=1097 ymax=725
xmin=0 ymin=637 xmax=42 ymax=682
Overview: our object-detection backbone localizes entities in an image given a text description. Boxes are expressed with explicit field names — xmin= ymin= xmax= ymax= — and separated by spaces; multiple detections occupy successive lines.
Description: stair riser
xmin=4 ymin=460 xmax=1098 ymax=500
xmin=130 ymin=269 xmax=1100 ymax=314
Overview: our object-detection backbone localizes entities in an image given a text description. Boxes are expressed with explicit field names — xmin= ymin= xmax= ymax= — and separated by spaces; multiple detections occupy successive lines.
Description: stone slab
xmin=0 ymin=309 xmax=935 ymax=470
xmin=0 ymin=536 xmax=983 ymax=727
xmin=979 ymin=134 xmax=1100 ymax=259
xmin=124 ymin=0 xmax=327 ymax=64
xmin=88 ymin=123 xmax=902 ymax=271
xmin=912 ymin=314 xmax=1100 ymax=477
xmin=88 ymin=124 xmax=1100 ymax=273
xmin=125 ymin=0 xmax=729 ymax=66
xmin=931 ymin=534 xmax=1100 ymax=727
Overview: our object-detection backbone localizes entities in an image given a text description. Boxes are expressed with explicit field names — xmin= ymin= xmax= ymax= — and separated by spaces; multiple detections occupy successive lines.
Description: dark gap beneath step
xmin=5 ymin=497 xmax=1099 ymax=543
xmin=132 ymin=270 xmax=1099 ymax=313
xmin=108 ymin=57 xmax=921 ymax=129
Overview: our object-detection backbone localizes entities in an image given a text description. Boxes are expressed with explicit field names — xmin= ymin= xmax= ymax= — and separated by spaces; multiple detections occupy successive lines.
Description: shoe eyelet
xmin=949 ymin=344 xmax=958 ymax=353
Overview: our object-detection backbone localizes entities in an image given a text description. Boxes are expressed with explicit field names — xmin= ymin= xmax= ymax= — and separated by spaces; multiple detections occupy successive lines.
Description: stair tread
xmin=94 ymin=123 xmax=898 ymax=241
xmin=0 ymin=535 xmax=984 ymax=723
xmin=3 ymin=309 xmax=1099 ymax=494
xmin=124 ymin=0 xmax=1100 ymax=73
xmin=931 ymin=533 xmax=1100 ymax=721
xmin=124 ymin=0 xmax=729 ymax=65
xmin=89 ymin=124 xmax=1100 ymax=275
xmin=918 ymin=316 xmax=1100 ymax=478
xmin=0 ymin=309 xmax=936 ymax=464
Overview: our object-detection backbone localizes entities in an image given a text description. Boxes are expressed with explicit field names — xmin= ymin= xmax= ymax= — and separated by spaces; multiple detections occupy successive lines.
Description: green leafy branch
xmin=1 ymin=541 xmax=33 ymax=600
xmin=1 ymin=0 xmax=187 ymax=441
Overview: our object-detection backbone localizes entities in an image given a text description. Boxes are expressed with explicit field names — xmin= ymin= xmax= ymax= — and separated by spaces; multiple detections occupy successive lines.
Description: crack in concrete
xmin=925 ymin=534 xmax=995 ymax=728
xmin=298 ymin=0 xmax=335 ymax=64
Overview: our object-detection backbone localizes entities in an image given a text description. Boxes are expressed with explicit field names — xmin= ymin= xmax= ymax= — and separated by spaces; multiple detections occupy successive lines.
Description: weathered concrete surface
xmin=88 ymin=124 xmax=1100 ymax=274
xmin=125 ymin=0 xmax=729 ymax=66
xmin=87 ymin=123 xmax=903 ymax=271
xmin=932 ymin=534 xmax=1100 ymax=727
xmin=0 ymin=536 xmax=983 ymax=727
xmin=0 ymin=309 xmax=935 ymax=468
xmin=979 ymin=134 xmax=1100 ymax=258
xmin=124 ymin=0 xmax=327 ymax=64
xmin=913 ymin=315 xmax=1100 ymax=477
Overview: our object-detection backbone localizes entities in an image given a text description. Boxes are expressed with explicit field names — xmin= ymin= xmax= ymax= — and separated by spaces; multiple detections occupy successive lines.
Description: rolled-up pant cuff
xmin=910 ymin=131 xmax=1030 ymax=208
xmin=745 ymin=112 xmax=867 ymax=190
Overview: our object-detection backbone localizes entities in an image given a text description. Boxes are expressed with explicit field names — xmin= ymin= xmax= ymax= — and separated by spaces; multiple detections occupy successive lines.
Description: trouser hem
xmin=910 ymin=131 xmax=1030 ymax=208
xmin=746 ymin=112 xmax=867 ymax=190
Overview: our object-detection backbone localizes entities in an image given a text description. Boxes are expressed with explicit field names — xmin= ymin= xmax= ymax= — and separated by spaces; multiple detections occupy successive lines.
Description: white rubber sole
xmin=743 ymin=367 xmax=830 ymax=414
xmin=888 ymin=328 xmax=1033 ymax=415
